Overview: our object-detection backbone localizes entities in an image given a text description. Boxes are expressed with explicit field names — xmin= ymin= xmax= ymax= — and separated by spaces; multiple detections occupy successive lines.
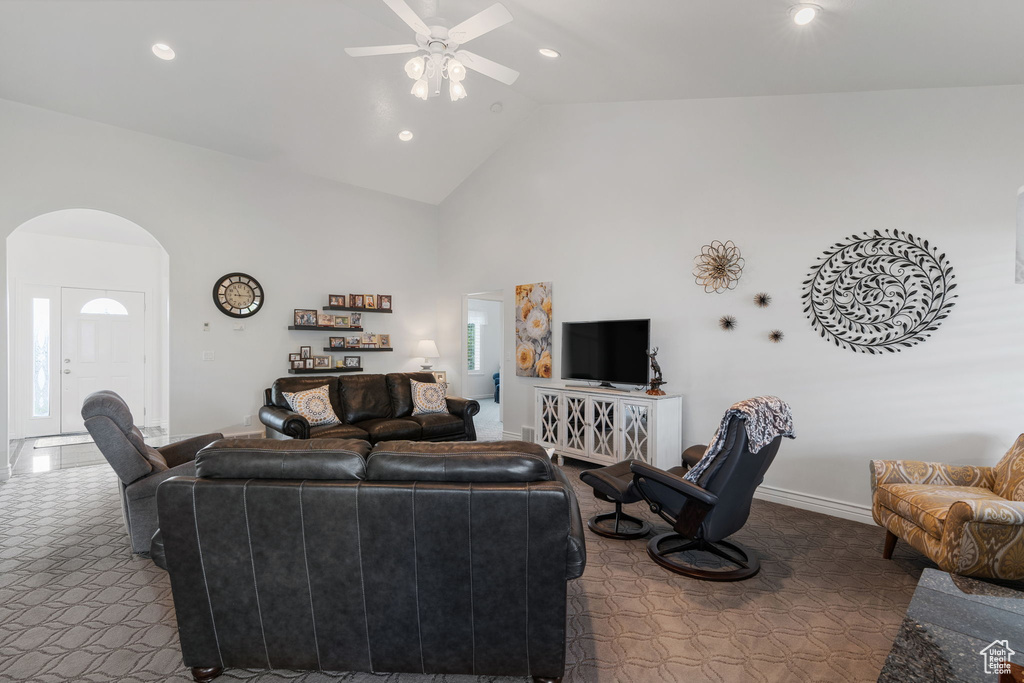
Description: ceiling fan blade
xmin=456 ymin=50 xmax=519 ymax=85
xmin=382 ymin=0 xmax=431 ymax=36
xmin=344 ymin=44 xmax=420 ymax=57
xmin=448 ymin=3 xmax=513 ymax=44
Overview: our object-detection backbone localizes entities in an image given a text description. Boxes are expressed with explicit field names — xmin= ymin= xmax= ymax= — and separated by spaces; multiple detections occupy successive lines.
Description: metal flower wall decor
xmin=802 ymin=229 xmax=957 ymax=354
xmin=693 ymin=240 xmax=745 ymax=293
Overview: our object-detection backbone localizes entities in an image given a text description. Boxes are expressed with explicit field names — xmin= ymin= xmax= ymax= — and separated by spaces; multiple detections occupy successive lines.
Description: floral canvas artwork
xmin=515 ymin=282 xmax=553 ymax=378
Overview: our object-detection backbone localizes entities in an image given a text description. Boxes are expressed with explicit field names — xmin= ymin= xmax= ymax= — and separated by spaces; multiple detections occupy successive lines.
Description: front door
xmin=60 ymin=288 xmax=145 ymax=433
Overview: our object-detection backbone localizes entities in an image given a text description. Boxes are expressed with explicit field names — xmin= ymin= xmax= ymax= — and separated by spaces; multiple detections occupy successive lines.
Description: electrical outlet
xmin=203 ymin=322 xmax=210 ymax=332
xmin=242 ymin=414 xmax=252 ymax=426
xmin=202 ymin=351 xmax=215 ymax=361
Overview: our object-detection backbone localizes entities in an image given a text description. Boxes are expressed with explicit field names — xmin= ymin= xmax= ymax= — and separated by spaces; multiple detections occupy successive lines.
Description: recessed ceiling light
xmin=398 ymin=130 xmax=414 ymax=142
xmin=538 ymin=48 xmax=560 ymax=58
xmin=790 ymin=4 xmax=820 ymax=26
xmin=151 ymin=43 xmax=175 ymax=60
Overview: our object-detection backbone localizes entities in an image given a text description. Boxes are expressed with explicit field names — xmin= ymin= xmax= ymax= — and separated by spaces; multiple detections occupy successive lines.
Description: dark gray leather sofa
xmin=152 ymin=438 xmax=586 ymax=683
xmin=259 ymin=372 xmax=479 ymax=443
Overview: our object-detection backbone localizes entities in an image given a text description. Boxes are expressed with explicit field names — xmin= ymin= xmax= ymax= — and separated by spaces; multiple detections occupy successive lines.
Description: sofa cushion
xmin=310 ymin=423 xmax=370 ymax=441
xmin=408 ymin=413 xmax=465 ymax=439
xmin=195 ymin=438 xmax=370 ymax=480
xmin=386 ymin=372 xmax=438 ymax=418
xmin=410 ymin=378 xmax=449 ymax=416
xmin=875 ymin=483 xmax=1006 ymax=538
xmin=994 ymin=434 xmax=1024 ymax=501
xmin=338 ymin=375 xmax=393 ymax=423
xmin=283 ymin=384 xmax=341 ymax=426
xmin=272 ymin=377 xmax=344 ymax=420
xmin=355 ymin=418 xmax=422 ymax=443
xmin=366 ymin=440 xmax=555 ymax=482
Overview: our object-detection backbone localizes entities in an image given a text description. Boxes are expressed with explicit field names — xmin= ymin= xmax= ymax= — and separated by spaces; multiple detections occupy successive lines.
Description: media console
xmin=534 ymin=385 xmax=683 ymax=470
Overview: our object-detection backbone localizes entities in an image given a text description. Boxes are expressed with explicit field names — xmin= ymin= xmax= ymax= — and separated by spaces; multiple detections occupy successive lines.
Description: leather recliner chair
xmin=81 ymin=390 xmax=221 ymax=555
xmin=153 ymin=438 xmax=586 ymax=683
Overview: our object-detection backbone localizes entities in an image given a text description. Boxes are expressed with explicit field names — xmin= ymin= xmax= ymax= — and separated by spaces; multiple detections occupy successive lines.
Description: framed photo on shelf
xmin=300 ymin=346 xmax=312 ymax=359
xmin=365 ymin=294 xmax=377 ymax=309
xmin=291 ymin=360 xmax=304 ymax=370
xmin=432 ymin=370 xmax=447 ymax=384
xmin=344 ymin=356 xmax=361 ymax=368
xmin=378 ymin=334 xmax=391 ymax=348
xmin=329 ymin=294 xmax=346 ymax=307
xmin=350 ymin=312 xmax=362 ymax=327
xmin=336 ymin=359 xmax=345 ymax=368
xmin=313 ymin=356 xmax=332 ymax=369
xmin=329 ymin=337 xmax=346 ymax=348
xmin=350 ymin=294 xmax=364 ymax=308
xmin=335 ymin=315 xmax=351 ymax=328
xmin=303 ymin=358 xmax=314 ymax=369
xmin=378 ymin=295 xmax=392 ymax=310
xmin=294 ymin=309 xmax=317 ymax=326
xmin=317 ymin=312 xmax=334 ymax=327
xmin=361 ymin=332 xmax=377 ymax=347
xmin=345 ymin=336 xmax=361 ymax=348
xmin=289 ymin=353 xmax=301 ymax=362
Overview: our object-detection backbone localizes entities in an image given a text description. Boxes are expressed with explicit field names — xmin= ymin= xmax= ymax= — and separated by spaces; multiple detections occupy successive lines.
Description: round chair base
xmin=647 ymin=532 xmax=761 ymax=581
xmin=587 ymin=511 xmax=651 ymax=540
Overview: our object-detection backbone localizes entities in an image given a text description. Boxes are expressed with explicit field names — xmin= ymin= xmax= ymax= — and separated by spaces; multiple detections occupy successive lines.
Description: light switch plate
xmin=202 ymin=351 xmax=215 ymax=361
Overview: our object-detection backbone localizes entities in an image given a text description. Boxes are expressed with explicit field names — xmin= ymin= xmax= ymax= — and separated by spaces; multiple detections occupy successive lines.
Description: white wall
xmin=465 ymin=298 xmax=502 ymax=398
xmin=0 ymin=98 xmax=439 ymax=477
xmin=8 ymin=229 xmax=168 ymax=437
xmin=438 ymin=85 xmax=1024 ymax=516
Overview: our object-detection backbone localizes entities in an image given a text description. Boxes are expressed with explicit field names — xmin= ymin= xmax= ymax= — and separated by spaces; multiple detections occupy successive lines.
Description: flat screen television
xmin=561 ymin=319 xmax=650 ymax=387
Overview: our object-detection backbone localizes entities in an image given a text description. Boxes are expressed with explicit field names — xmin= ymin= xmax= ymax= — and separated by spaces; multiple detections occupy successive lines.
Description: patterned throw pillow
xmin=410 ymin=379 xmax=449 ymax=416
xmin=282 ymin=385 xmax=340 ymax=426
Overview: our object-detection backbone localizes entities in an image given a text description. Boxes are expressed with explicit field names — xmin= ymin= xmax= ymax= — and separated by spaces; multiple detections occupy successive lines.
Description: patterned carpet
xmin=0 ymin=460 xmax=929 ymax=682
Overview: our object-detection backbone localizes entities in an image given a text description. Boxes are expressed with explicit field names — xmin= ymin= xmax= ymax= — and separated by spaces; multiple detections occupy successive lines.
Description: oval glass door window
xmin=80 ymin=298 xmax=128 ymax=315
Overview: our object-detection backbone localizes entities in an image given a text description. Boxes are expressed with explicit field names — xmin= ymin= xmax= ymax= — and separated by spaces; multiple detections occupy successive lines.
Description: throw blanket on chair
xmin=684 ymin=396 xmax=795 ymax=484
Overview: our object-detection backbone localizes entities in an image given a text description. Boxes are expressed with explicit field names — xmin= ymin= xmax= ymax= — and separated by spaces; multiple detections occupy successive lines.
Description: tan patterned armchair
xmin=870 ymin=435 xmax=1024 ymax=580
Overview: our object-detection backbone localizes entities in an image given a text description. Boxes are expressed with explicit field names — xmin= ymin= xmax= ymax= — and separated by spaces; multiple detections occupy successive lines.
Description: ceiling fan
xmin=345 ymin=0 xmax=520 ymax=102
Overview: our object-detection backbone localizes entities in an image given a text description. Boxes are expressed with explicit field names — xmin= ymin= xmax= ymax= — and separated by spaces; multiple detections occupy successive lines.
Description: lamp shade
xmin=414 ymin=339 xmax=439 ymax=358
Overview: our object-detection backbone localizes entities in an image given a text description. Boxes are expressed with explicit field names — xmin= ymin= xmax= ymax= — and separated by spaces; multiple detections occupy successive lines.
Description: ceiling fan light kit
xmin=346 ymin=0 xmax=520 ymax=102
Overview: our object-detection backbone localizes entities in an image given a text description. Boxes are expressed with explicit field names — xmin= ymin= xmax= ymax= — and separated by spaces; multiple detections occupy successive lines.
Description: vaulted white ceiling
xmin=2 ymin=0 xmax=1023 ymax=204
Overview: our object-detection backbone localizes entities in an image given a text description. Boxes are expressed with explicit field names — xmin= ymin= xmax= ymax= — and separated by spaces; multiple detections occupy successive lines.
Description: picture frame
xmin=294 ymin=309 xmax=317 ymax=327
xmin=300 ymin=346 xmax=312 ymax=359
xmin=289 ymin=353 xmax=301 ymax=362
xmin=329 ymin=294 xmax=346 ymax=307
xmin=335 ymin=315 xmax=351 ymax=328
xmin=313 ymin=356 xmax=332 ymax=369
xmin=303 ymin=358 xmax=314 ymax=369
xmin=329 ymin=337 xmax=346 ymax=348
xmin=350 ymin=312 xmax=362 ymax=327
xmin=345 ymin=336 xmax=361 ymax=348
xmin=317 ymin=312 xmax=335 ymax=327
xmin=365 ymin=294 xmax=377 ymax=309
xmin=350 ymin=294 xmax=364 ymax=308
xmin=378 ymin=295 xmax=392 ymax=310
xmin=336 ymin=359 xmax=345 ymax=368
xmin=291 ymin=360 xmax=304 ymax=369
xmin=378 ymin=334 xmax=391 ymax=348
xmin=432 ymin=370 xmax=447 ymax=384
xmin=344 ymin=355 xmax=361 ymax=368
xmin=361 ymin=332 xmax=377 ymax=347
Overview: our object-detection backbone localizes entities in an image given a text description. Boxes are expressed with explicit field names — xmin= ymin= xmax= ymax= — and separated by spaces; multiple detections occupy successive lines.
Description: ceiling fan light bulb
xmin=447 ymin=58 xmax=466 ymax=82
xmin=449 ymin=80 xmax=467 ymax=101
xmin=791 ymin=4 xmax=819 ymax=25
xmin=404 ymin=56 xmax=425 ymax=79
xmin=411 ymin=78 xmax=430 ymax=100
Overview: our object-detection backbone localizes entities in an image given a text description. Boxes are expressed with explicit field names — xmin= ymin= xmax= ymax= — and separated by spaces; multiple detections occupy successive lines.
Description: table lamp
xmin=414 ymin=339 xmax=439 ymax=371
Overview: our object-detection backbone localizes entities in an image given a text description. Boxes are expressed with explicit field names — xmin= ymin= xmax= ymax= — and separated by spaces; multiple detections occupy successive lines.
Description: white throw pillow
xmin=410 ymin=379 xmax=449 ymax=416
xmin=282 ymin=385 xmax=340 ymax=426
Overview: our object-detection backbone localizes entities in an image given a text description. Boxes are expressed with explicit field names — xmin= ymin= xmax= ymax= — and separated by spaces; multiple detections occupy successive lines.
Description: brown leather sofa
xmin=259 ymin=372 xmax=479 ymax=443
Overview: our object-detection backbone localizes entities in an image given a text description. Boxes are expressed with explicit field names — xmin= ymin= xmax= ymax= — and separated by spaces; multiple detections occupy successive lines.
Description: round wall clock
xmin=213 ymin=272 xmax=264 ymax=318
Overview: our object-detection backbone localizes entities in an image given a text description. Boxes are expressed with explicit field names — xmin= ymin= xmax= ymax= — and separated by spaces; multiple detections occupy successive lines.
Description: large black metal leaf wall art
xmin=802 ymin=229 xmax=957 ymax=354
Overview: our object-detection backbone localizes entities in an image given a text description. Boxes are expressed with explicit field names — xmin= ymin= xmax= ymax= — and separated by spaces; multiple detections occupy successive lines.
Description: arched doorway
xmin=7 ymin=209 xmax=169 ymax=455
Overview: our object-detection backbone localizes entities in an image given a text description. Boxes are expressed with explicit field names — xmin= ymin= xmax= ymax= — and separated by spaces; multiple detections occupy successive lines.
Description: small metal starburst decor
xmin=719 ymin=315 xmax=737 ymax=331
xmin=754 ymin=292 xmax=772 ymax=308
xmin=693 ymin=240 xmax=744 ymax=293
xmin=768 ymin=330 xmax=784 ymax=343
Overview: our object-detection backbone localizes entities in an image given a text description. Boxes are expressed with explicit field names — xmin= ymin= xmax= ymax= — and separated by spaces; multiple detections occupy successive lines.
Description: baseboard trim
xmin=754 ymin=484 xmax=874 ymax=525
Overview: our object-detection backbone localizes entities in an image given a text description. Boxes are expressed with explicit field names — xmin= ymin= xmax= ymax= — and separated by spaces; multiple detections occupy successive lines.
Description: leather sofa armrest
xmin=869 ymin=459 xmax=995 ymax=491
xmin=157 ymin=432 xmax=223 ymax=468
xmin=681 ymin=444 xmax=707 ymax=469
xmin=630 ymin=461 xmax=719 ymax=506
xmin=552 ymin=466 xmax=587 ymax=579
xmin=259 ymin=405 xmax=310 ymax=439
xmin=125 ymin=461 xmax=196 ymax=502
xmin=446 ymin=397 xmax=480 ymax=418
